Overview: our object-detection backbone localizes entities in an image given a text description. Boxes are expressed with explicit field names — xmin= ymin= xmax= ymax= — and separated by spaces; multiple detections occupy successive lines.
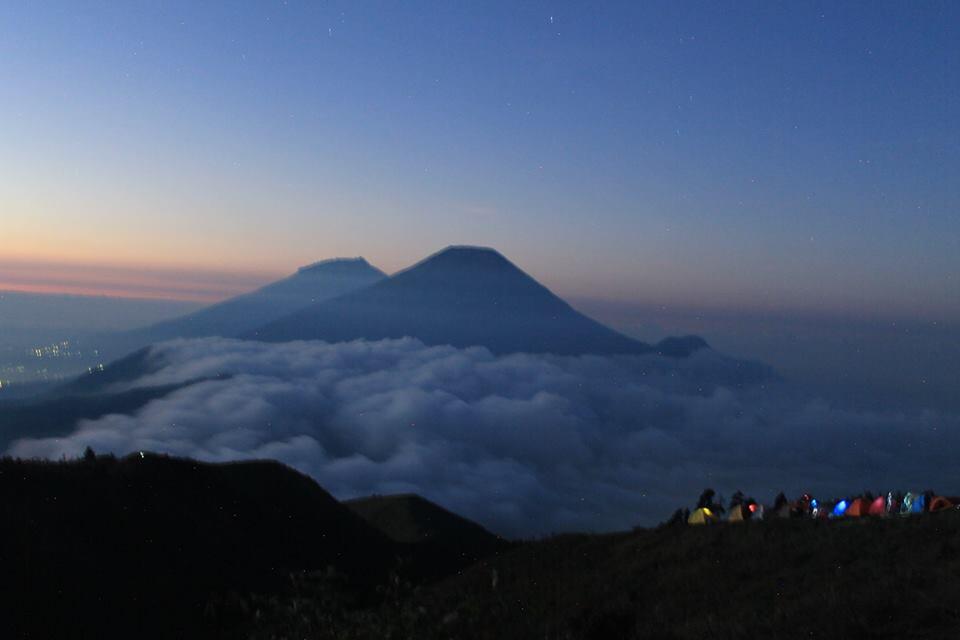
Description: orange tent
xmin=845 ymin=498 xmax=867 ymax=517
xmin=929 ymin=496 xmax=955 ymax=512
xmin=868 ymin=496 xmax=887 ymax=516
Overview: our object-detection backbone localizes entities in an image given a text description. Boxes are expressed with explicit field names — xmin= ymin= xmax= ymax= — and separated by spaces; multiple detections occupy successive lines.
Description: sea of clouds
xmin=9 ymin=337 xmax=959 ymax=537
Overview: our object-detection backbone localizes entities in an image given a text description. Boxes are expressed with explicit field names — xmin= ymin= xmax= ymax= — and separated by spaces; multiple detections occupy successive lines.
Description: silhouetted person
xmin=696 ymin=489 xmax=714 ymax=509
xmin=695 ymin=488 xmax=725 ymax=514
xmin=729 ymin=490 xmax=745 ymax=509
xmin=772 ymin=492 xmax=787 ymax=511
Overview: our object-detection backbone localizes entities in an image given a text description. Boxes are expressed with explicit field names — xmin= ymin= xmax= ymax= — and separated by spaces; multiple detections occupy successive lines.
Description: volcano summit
xmin=247 ymin=246 xmax=706 ymax=357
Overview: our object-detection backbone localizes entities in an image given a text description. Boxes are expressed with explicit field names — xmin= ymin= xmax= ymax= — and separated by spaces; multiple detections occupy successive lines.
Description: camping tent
xmin=728 ymin=504 xmax=752 ymax=523
xmin=868 ymin=496 xmax=887 ymax=516
xmin=912 ymin=494 xmax=927 ymax=514
xmin=845 ymin=498 xmax=867 ymax=517
xmin=832 ymin=500 xmax=849 ymax=517
xmin=773 ymin=503 xmax=794 ymax=519
xmin=929 ymin=496 xmax=955 ymax=513
xmin=901 ymin=493 xmax=915 ymax=515
xmin=688 ymin=507 xmax=718 ymax=525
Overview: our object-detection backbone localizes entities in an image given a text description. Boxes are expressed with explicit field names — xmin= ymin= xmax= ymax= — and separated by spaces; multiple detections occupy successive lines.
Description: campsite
xmin=682 ymin=489 xmax=960 ymax=526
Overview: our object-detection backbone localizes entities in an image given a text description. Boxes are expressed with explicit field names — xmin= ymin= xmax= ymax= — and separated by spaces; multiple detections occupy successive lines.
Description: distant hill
xmin=346 ymin=493 xmax=502 ymax=546
xmin=345 ymin=494 xmax=511 ymax=583
xmin=0 ymin=347 xmax=188 ymax=448
xmin=0 ymin=453 xmax=396 ymax=638
xmin=247 ymin=246 xmax=707 ymax=357
xmin=0 ymin=379 xmax=189 ymax=449
xmin=110 ymin=258 xmax=385 ymax=352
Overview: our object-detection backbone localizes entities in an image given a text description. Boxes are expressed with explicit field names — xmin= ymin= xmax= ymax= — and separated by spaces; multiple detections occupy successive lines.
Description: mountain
xmin=247 ymin=246 xmax=707 ymax=357
xmin=2 ymin=248 xmax=707 ymax=445
xmin=0 ymin=378 xmax=187 ymax=450
xmin=346 ymin=493 xmax=506 ymax=548
xmin=654 ymin=334 xmax=710 ymax=357
xmin=114 ymin=257 xmax=386 ymax=348
xmin=346 ymin=493 xmax=511 ymax=580
xmin=0 ymin=453 xmax=397 ymax=638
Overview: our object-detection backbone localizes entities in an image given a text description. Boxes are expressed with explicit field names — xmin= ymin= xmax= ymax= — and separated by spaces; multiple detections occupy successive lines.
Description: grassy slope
xmin=420 ymin=514 xmax=960 ymax=640
xmin=242 ymin=511 xmax=960 ymax=639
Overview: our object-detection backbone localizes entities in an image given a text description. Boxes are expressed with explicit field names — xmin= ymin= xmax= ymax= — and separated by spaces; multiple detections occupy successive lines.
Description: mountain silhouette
xmin=0 ymin=453 xmax=396 ymax=637
xmin=123 ymin=258 xmax=385 ymax=344
xmin=346 ymin=493 xmax=504 ymax=547
xmin=345 ymin=493 xmax=511 ymax=579
xmin=246 ymin=246 xmax=706 ymax=357
xmin=4 ymin=247 xmax=708 ymax=444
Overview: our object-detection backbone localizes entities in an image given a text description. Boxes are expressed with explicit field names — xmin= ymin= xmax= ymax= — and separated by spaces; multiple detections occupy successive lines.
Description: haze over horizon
xmin=2 ymin=1 xmax=958 ymax=323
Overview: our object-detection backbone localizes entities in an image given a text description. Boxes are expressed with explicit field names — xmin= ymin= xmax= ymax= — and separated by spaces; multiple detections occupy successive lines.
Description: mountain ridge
xmin=246 ymin=246 xmax=707 ymax=357
xmin=90 ymin=257 xmax=387 ymax=363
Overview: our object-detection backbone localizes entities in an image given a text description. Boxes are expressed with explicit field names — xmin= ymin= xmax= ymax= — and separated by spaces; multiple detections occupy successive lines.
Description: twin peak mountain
xmin=135 ymin=246 xmax=707 ymax=358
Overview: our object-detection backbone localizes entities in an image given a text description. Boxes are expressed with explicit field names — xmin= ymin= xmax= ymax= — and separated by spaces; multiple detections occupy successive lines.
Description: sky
xmin=1 ymin=1 xmax=958 ymax=323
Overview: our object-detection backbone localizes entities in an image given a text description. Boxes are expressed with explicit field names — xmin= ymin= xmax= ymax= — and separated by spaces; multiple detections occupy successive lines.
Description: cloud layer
xmin=9 ymin=337 xmax=959 ymax=537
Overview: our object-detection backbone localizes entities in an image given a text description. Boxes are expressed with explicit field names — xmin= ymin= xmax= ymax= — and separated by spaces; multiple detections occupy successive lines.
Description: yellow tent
xmin=688 ymin=507 xmax=717 ymax=526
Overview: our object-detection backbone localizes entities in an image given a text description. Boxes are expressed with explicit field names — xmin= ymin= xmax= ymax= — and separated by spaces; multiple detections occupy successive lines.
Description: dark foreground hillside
xmin=244 ymin=511 xmax=960 ymax=640
xmin=0 ymin=454 xmax=398 ymax=639
xmin=415 ymin=514 xmax=960 ymax=640
xmin=346 ymin=493 xmax=506 ymax=551
xmin=0 ymin=453 xmax=510 ymax=640
xmin=4 ymin=454 xmax=960 ymax=639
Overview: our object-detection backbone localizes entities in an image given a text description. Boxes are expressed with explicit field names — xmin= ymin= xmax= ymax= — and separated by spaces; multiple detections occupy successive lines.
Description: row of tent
xmin=688 ymin=491 xmax=959 ymax=525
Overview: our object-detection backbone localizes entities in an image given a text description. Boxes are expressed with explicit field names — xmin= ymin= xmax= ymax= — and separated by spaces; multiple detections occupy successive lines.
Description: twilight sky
xmin=1 ymin=1 xmax=958 ymax=321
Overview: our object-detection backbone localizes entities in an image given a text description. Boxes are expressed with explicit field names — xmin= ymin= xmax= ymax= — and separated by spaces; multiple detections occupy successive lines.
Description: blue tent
xmin=832 ymin=500 xmax=849 ymax=517
xmin=912 ymin=494 xmax=926 ymax=513
xmin=901 ymin=492 xmax=927 ymax=514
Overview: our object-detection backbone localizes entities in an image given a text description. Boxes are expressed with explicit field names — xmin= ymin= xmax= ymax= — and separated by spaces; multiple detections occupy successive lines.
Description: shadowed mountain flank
xmin=117 ymin=257 xmax=386 ymax=346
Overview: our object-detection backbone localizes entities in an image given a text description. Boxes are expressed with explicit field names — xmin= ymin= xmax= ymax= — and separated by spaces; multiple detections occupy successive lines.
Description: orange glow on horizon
xmin=0 ymin=258 xmax=282 ymax=303
xmin=0 ymin=281 xmax=225 ymax=303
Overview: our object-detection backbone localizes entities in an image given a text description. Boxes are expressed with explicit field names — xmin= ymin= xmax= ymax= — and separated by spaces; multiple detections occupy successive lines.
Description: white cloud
xmin=9 ymin=337 xmax=959 ymax=537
